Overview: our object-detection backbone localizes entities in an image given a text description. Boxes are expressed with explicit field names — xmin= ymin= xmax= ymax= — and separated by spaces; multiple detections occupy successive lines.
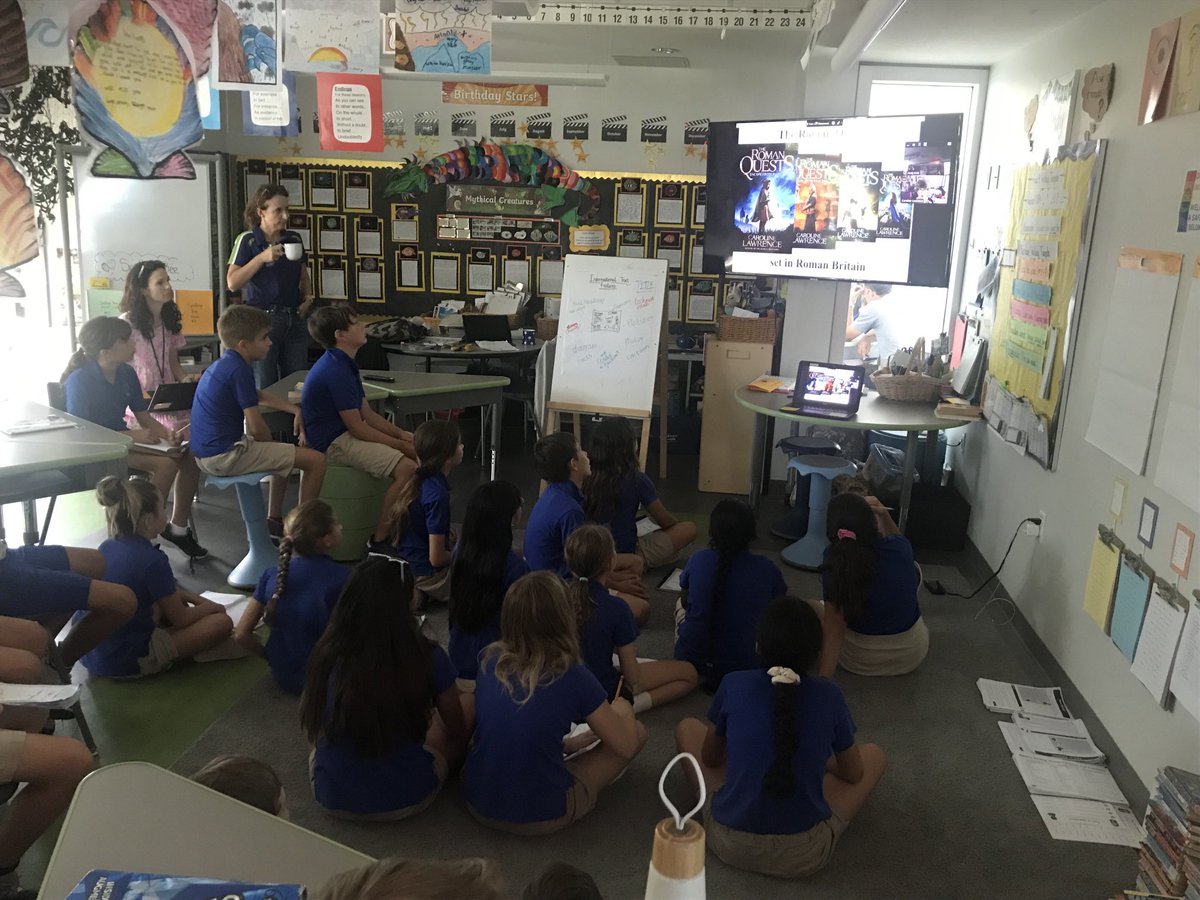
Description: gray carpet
xmin=171 ymin=548 xmax=1137 ymax=900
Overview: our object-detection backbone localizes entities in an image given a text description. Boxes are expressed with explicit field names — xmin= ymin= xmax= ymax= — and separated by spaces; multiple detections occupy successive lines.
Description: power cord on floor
xmin=923 ymin=516 xmax=1039 ymax=601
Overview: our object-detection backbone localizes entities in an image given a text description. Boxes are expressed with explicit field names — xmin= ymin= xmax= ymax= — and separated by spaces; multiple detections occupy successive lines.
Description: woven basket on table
xmin=871 ymin=371 xmax=946 ymax=403
xmin=716 ymin=314 xmax=779 ymax=343
xmin=534 ymin=315 xmax=559 ymax=341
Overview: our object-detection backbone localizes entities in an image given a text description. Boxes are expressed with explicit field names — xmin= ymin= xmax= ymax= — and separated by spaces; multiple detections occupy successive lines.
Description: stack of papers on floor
xmin=980 ymin=678 xmax=1142 ymax=847
xmin=1137 ymin=766 xmax=1200 ymax=899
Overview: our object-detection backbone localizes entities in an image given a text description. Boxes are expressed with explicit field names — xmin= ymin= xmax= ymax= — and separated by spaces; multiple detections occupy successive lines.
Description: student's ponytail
xmin=265 ymin=500 xmax=337 ymax=627
xmin=387 ymin=419 xmax=460 ymax=542
xmin=564 ymin=524 xmax=615 ymax=631
xmin=96 ymin=475 xmax=161 ymax=539
xmin=61 ymin=316 xmax=134 ymax=384
xmin=705 ymin=499 xmax=756 ymax=658
xmin=756 ymin=596 xmax=823 ymax=801
xmin=824 ymin=493 xmax=880 ymax=625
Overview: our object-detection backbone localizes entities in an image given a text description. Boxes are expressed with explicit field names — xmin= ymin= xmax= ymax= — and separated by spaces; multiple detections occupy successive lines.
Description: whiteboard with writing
xmin=550 ymin=255 xmax=668 ymax=415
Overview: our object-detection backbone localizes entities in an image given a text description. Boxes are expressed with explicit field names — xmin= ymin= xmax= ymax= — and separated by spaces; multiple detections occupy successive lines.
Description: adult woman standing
xmin=227 ymin=184 xmax=314 ymax=387
xmin=119 ymin=260 xmax=193 ymax=435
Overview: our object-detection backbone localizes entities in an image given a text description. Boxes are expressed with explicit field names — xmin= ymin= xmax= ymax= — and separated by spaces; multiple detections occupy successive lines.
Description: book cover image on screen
xmin=703 ymin=113 xmax=963 ymax=287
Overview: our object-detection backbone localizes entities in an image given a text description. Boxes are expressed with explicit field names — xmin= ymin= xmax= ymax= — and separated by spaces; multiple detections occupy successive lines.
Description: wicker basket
xmin=872 ymin=372 xmax=946 ymax=403
xmin=716 ymin=314 xmax=779 ymax=343
xmin=534 ymin=314 xmax=559 ymax=341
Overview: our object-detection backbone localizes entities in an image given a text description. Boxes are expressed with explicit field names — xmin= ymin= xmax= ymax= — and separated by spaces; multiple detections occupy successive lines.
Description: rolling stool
xmin=204 ymin=472 xmax=275 ymax=589
xmin=780 ymin=455 xmax=858 ymax=570
xmin=771 ymin=435 xmax=842 ymax=541
xmin=319 ymin=465 xmax=389 ymax=563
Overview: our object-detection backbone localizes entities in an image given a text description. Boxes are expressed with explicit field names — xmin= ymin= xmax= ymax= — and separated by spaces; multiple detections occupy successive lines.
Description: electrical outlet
xmin=1024 ymin=510 xmax=1046 ymax=538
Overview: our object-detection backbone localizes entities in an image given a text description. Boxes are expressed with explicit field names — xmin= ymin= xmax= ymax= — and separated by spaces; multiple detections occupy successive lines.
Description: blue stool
xmin=780 ymin=455 xmax=858 ymax=570
xmin=771 ymin=435 xmax=842 ymax=541
xmin=205 ymin=472 xmax=276 ymax=589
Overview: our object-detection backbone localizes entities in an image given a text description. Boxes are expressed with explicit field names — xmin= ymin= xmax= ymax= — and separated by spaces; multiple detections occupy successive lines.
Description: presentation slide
xmin=704 ymin=114 xmax=963 ymax=286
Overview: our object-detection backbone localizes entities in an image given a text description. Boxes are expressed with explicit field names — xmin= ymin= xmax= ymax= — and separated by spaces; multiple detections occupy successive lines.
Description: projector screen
xmin=703 ymin=113 xmax=964 ymax=286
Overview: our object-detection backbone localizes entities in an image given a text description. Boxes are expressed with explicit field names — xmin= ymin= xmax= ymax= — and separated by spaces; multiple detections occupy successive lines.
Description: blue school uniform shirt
xmin=311 ymin=643 xmax=456 ymax=815
xmin=190 ymin=350 xmax=259 ymax=457
xmin=595 ymin=472 xmax=658 ymax=554
xmin=524 ymin=481 xmax=584 ymax=576
xmin=709 ymin=669 xmax=856 ymax=835
xmin=466 ymin=661 xmax=607 ymax=823
xmin=229 ymin=228 xmax=307 ymax=310
xmin=301 ymin=347 xmax=364 ymax=453
xmin=448 ymin=551 xmax=529 ymax=679
xmin=821 ymin=535 xmax=921 ymax=636
xmin=253 ymin=554 xmax=350 ymax=695
xmin=395 ymin=472 xmax=451 ymax=577
xmin=80 ymin=536 xmax=176 ymax=678
xmin=674 ymin=548 xmax=787 ymax=678
xmin=64 ymin=361 xmax=148 ymax=431
xmin=578 ymin=581 xmax=639 ymax=696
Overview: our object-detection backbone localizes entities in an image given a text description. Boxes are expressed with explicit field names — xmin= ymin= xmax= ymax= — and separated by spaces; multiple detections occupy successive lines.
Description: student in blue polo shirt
xmin=465 ymin=572 xmax=645 ymax=835
xmin=525 ymin=432 xmax=649 ymax=622
xmin=387 ymin=419 xmax=462 ymax=606
xmin=301 ymin=557 xmax=471 ymax=821
xmin=226 ymin=183 xmax=314 ymax=387
xmin=192 ymin=305 xmax=326 ymax=528
xmin=302 ymin=304 xmax=419 ymax=554
xmin=62 ymin=316 xmax=207 ymax=558
xmin=233 ymin=500 xmax=349 ymax=694
xmin=81 ymin=476 xmax=233 ymax=678
xmin=675 ymin=595 xmax=886 ymax=879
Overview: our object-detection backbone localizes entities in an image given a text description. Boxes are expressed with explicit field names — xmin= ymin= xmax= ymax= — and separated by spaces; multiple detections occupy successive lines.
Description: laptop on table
xmin=781 ymin=361 xmax=866 ymax=420
xmin=462 ymin=314 xmax=512 ymax=343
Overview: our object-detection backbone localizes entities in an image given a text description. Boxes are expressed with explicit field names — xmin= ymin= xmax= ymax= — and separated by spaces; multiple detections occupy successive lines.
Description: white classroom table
xmin=38 ymin=762 xmax=373 ymax=898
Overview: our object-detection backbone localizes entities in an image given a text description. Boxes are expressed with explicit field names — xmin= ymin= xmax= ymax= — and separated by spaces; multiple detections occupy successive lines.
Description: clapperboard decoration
xmin=641 ymin=115 xmax=667 ymax=143
xmin=383 ymin=110 xmax=405 ymax=136
xmin=415 ymin=110 xmax=439 ymax=136
xmin=451 ymin=111 xmax=477 ymax=137
xmin=563 ymin=113 xmax=589 ymax=140
xmin=490 ymin=111 xmax=516 ymax=138
xmin=526 ymin=112 xmax=552 ymax=140
xmin=601 ymin=114 xmax=628 ymax=142
xmin=684 ymin=118 xmax=709 ymax=145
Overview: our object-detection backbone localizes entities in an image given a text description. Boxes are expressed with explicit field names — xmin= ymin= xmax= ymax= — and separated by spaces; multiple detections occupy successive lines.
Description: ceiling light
xmin=651 ymin=47 xmax=679 ymax=54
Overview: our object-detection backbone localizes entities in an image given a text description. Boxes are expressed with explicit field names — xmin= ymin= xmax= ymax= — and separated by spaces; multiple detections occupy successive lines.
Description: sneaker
xmin=161 ymin=527 xmax=210 ymax=560
xmin=366 ymin=539 xmax=401 ymax=560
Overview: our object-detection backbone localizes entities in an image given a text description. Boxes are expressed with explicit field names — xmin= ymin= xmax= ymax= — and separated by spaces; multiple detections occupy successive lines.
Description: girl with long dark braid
xmin=673 ymin=499 xmax=786 ymax=690
xmin=233 ymin=500 xmax=348 ymax=694
xmin=675 ymin=595 xmax=886 ymax=878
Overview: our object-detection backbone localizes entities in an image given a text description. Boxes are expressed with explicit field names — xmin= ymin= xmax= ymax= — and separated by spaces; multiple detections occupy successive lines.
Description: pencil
xmin=614 ymin=675 xmax=624 ymax=703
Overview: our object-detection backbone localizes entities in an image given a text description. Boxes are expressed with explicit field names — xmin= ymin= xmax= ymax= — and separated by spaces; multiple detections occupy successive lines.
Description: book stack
xmin=935 ymin=397 xmax=983 ymax=420
xmin=1137 ymin=767 xmax=1200 ymax=899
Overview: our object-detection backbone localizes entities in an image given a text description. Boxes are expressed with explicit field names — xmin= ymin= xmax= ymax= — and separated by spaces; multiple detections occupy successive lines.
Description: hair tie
xmin=768 ymin=666 xmax=800 ymax=685
xmin=578 ymin=576 xmax=589 ymax=583
xmin=836 ymin=528 xmax=857 ymax=541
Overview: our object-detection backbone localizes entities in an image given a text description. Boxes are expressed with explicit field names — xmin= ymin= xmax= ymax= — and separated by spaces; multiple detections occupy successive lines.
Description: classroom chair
xmin=318 ymin=465 xmax=388 ymax=563
xmin=780 ymin=455 xmax=858 ymax=570
xmin=46 ymin=641 xmax=98 ymax=755
xmin=204 ymin=472 xmax=276 ymax=590
xmin=770 ymin=434 xmax=842 ymax=542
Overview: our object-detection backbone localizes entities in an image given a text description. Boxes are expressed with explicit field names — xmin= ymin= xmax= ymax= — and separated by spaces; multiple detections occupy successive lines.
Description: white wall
xmin=953 ymin=0 xmax=1200 ymax=789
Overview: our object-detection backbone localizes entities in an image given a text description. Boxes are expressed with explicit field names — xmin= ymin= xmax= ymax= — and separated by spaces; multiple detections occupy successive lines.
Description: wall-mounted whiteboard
xmin=550 ymin=255 xmax=668 ymax=416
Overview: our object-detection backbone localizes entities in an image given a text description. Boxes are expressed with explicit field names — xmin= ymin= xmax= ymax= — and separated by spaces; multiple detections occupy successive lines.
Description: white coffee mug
xmin=283 ymin=242 xmax=303 ymax=261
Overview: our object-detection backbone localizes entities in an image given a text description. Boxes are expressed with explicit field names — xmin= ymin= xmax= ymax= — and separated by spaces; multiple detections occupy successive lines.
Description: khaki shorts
xmin=468 ymin=778 xmax=595 ymax=835
xmin=198 ymin=436 xmax=295 ymax=479
xmin=705 ymin=806 xmax=847 ymax=878
xmin=638 ymin=529 xmax=681 ymax=569
xmin=311 ymin=747 xmax=448 ymax=822
xmin=327 ymin=432 xmax=404 ymax=481
xmin=136 ymin=628 xmax=179 ymax=677
xmin=840 ymin=616 xmax=930 ymax=677
xmin=415 ymin=568 xmax=451 ymax=604
xmin=0 ymin=729 xmax=26 ymax=782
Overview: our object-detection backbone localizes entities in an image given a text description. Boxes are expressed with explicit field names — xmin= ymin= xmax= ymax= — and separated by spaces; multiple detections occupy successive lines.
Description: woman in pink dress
xmin=118 ymin=260 xmax=194 ymax=433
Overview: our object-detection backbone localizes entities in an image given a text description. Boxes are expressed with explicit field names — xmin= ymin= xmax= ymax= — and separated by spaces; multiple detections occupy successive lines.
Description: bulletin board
xmin=985 ymin=140 xmax=1106 ymax=467
xmin=235 ymin=152 xmax=725 ymax=331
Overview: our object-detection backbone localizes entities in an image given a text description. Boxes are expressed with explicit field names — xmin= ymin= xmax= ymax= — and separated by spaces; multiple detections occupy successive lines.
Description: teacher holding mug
xmin=227 ymin=183 xmax=315 ymax=387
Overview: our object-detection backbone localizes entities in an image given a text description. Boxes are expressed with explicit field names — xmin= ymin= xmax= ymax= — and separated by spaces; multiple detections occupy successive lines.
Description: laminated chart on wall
xmin=1152 ymin=259 xmax=1200 ymax=513
xmin=1169 ymin=596 xmax=1200 ymax=721
xmin=1083 ymin=249 xmax=1182 ymax=475
xmin=988 ymin=142 xmax=1105 ymax=468
xmin=1109 ymin=553 xmax=1153 ymax=662
xmin=1082 ymin=526 xmax=1123 ymax=633
xmin=1129 ymin=581 xmax=1188 ymax=708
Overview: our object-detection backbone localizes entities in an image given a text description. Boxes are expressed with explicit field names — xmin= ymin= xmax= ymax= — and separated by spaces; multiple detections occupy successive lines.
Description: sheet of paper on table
xmin=474 ymin=341 xmax=518 ymax=352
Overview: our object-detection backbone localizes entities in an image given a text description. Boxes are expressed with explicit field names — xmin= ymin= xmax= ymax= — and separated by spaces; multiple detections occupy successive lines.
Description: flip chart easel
xmin=545 ymin=255 xmax=671 ymax=477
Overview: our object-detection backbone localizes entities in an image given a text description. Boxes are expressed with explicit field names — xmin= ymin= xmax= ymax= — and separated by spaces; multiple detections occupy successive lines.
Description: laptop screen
xmin=797 ymin=362 xmax=864 ymax=409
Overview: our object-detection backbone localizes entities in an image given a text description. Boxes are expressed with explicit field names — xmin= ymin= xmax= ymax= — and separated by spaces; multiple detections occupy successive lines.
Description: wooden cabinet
xmin=698 ymin=340 xmax=774 ymax=494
